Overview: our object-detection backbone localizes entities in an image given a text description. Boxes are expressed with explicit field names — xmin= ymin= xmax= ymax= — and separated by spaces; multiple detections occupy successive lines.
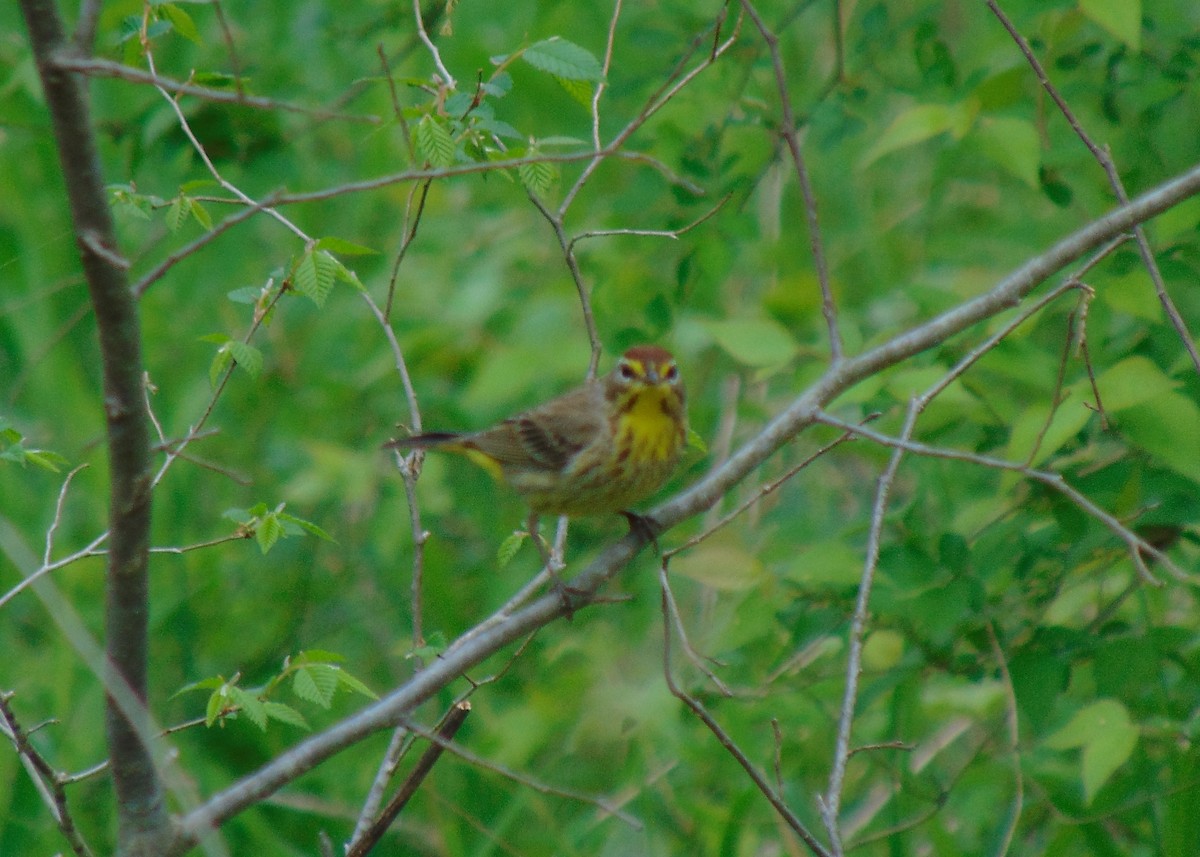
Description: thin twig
xmin=741 ymin=0 xmax=842 ymax=361
xmin=986 ymin=623 xmax=1023 ymax=857
xmin=661 ymin=588 xmax=833 ymax=857
xmin=820 ymin=401 xmax=914 ymax=852
xmin=0 ymin=693 xmax=95 ymax=857
xmin=986 ymin=0 xmax=1200 ymax=376
xmin=52 ymin=56 xmax=379 ymax=124
xmin=346 ymin=703 xmax=470 ymax=857
xmin=412 ymin=0 xmax=455 ymax=89
xmin=813 ymin=413 xmax=1186 ymax=585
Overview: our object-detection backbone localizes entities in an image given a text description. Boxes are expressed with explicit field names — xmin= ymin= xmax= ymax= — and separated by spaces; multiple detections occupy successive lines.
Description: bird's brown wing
xmin=467 ymin=383 xmax=605 ymax=472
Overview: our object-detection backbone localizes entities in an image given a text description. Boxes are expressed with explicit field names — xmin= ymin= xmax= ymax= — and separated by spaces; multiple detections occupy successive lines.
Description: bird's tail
xmin=384 ymin=431 xmax=465 ymax=450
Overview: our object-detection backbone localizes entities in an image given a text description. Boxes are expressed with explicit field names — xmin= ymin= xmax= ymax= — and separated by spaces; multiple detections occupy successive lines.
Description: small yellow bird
xmin=386 ymin=345 xmax=687 ymax=537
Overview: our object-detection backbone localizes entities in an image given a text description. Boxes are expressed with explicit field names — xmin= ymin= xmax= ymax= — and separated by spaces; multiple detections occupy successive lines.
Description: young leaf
xmin=278 ymin=512 xmax=335 ymax=542
xmin=226 ymin=341 xmax=263 ymax=380
xmin=166 ymin=195 xmax=189 ymax=232
xmin=294 ymin=248 xmax=337 ymax=307
xmin=255 ymin=510 xmax=284 ymax=554
xmin=497 ymin=531 xmax=526 ymax=568
xmin=522 ymin=37 xmax=603 ymax=81
xmin=263 ymin=701 xmax=310 ymax=730
xmin=293 ymin=665 xmax=337 ymax=708
xmin=158 ymin=3 xmax=202 ymax=45
xmin=314 ymin=236 xmax=379 ymax=256
xmin=228 ymin=686 xmax=268 ymax=730
xmin=416 ymin=114 xmax=455 ymax=168
xmin=334 ymin=668 xmax=379 ymax=700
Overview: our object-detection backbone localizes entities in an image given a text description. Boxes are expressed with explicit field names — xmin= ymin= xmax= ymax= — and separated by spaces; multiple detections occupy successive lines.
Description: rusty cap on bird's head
xmin=615 ymin=345 xmax=679 ymax=385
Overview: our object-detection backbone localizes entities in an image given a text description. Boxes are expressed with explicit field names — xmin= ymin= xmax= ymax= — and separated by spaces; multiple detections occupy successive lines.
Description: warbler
xmin=386 ymin=345 xmax=687 ymax=531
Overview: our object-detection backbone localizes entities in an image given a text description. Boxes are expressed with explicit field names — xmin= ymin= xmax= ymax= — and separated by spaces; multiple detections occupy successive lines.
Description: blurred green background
xmin=3 ymin=0 xmax=1200 ymax=853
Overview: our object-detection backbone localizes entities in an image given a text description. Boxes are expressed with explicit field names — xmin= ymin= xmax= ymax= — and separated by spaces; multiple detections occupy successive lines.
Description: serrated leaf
xmin=334 ymin=668 xmax=378 ymax=700
xmin=205 ymin=687 xmax=228 ymax=726
xmin=166 ymin=196 xmax=189 ymax=232
xmin=497 ymin=531 xmax=527 ymax=568
xmin=294 ymin=248 xmax=337 ymax=307
xmin=227 ymin=686 xmax=268 ymax=730
xmin=278 ymin=512 xmax=335 ymax=542
xmin=263 ymin=701 xmax=310 ymax=730
xmin=555 ymin=75 xmax=594 ymax=108
xmin=22 ymin=450 xmax=70 ymax=473
xmin=523 ymin=37 xmax=603 ymax=81
xmin=255 ymin=512 xmax=283 ymax=554
xmin=174 ymin=675 xmax=227 ymax=696
xmin=159 ymin=3 xmax=202 ymax=45
xmin=295 ymin=649 xmax=345 ymax=664
xmin=416 ymin=114 xmax=455 ymax=168
xmin=314 ymin=236 xmax=379 ymax=256
xmin=293 ymin=665 xmax=337 ymax=707
xmin=518 ymin=155 xmax=558 ymax=196
xmin=227 ymin=285 xmax=261 ymax=304
xmin=188 ymin=198 xmax=212 ymax=230
xmin=209 ymin=348 xmax=233 ymax=388
xmin=226 ymin=340 xmax=263 ymax=379
xmin=330 ymin=256 xmax=366 ymax=292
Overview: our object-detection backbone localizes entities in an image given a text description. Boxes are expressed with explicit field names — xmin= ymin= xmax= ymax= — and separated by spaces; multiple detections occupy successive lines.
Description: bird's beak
xmin=645 ymin=367 xmax=661 ymax=384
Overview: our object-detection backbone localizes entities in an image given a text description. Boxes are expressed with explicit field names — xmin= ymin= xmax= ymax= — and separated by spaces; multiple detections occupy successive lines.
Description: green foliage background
xmin=2 ymin=0 xmax=1200 ymax=853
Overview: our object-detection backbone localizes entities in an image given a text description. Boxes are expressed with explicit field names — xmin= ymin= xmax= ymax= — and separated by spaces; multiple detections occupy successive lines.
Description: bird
xmin=386 ymin=345 xmax=688 ymax=547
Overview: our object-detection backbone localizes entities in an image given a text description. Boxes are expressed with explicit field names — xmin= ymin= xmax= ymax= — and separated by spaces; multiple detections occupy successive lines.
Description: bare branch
xmin=52 ymin=55 xmax=380 ymax=124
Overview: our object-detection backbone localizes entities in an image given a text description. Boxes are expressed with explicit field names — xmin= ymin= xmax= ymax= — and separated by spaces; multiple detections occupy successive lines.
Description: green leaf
xmin=22 ymin=449 xmax=70 ymax=473
xmin=166 ymin=196 xmax=189 ymax=232
xmin=227 ymin=286 xmax=261 ymax=304
xmin=293 ymin=665 xmax=337 ymax=708
xmin=497 ymin=530 xmax=526 ymax=568
xmin=255 ymin=511 xmax=283 ymax=554
xmin=314 ymin=236 xmax=379 ymax=256
xmin=406 ymin=631 xmax=448 ymax=662
xmin=294 ymin=248 xmax=337 ymax=307
xmin=334 ymin=668 xmax=378 ymax=700
xmin=188 ymin=197 xmax=213 ymax=230
xmin=205 ymin=686 xmax=228 ymax=727
xmin=158 ymin=3 xmax=202 ymax=45
xmin=975 ymin=116 xmax=1041 ymax=187
xmin=861 ymin=101 xmax=979 ymax=168
xmin=1095 ymin=356 xmax=1178 ymax=412
xmin=1080 ymin=0 xmax=1142 ymax=51
xmin=226 ymin=341 xmax=263 ymax=380
xmin=701 ymin=317 xmax=799 ymax=368
xmin=263 ymin=701 xmax=310 ymax=730
xmin=518 ymin=150 xmax=558 ymax=196
xmin=673 ymin=542 xmax=767 ymax=591
xmin=686 ymin=427 xmax=708 ymax=454
xmin=416 ymin=115 xmax=455 ymax=168
xmin=209 ymin=348 xmax=233 ymax=388
xmin=522 ymin=37 xmax=603 ymax=81
xmin=1045 ymin=699 xmax=1139 ymax=803
xmin=228 ymin=686 xmax=268 ymax=730
xmin=555 ymin=75 xmax=594 ymax=108
xmin=277 ymin=512 xmax=335 ymax=542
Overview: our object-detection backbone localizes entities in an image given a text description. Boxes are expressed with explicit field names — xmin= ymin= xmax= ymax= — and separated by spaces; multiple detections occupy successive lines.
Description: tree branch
xmin=19 ymin=1 xmax=169 ymax=854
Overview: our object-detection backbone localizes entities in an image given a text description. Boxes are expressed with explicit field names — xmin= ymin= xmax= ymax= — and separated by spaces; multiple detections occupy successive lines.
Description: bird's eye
xmin=663 ymin=363 xmax=678 ymax=382
xmin=619 ymin=362 xmax=637 ymax=380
